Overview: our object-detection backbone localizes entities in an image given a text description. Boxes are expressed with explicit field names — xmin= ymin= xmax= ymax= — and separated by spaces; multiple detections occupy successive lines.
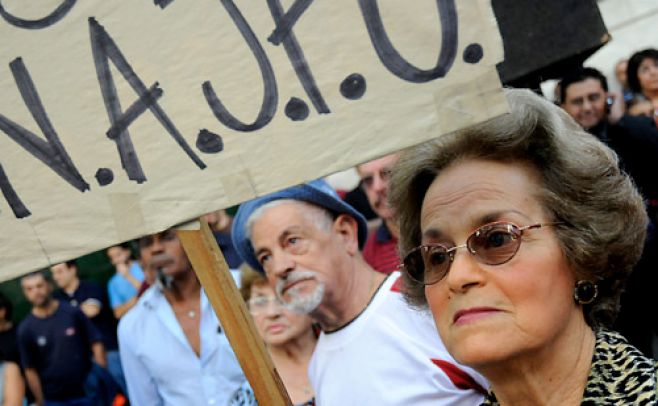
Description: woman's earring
xmin=574 ymin=280 xmax=598 ymax=305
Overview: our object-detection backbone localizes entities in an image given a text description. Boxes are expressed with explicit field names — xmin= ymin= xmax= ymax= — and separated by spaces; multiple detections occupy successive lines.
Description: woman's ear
xmin=332 ymin=214 xmax=360 ymax=255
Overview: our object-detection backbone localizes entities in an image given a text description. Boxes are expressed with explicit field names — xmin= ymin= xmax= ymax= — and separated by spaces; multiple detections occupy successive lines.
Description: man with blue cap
xmin=233 ymin=179 xmax=487 ymax=405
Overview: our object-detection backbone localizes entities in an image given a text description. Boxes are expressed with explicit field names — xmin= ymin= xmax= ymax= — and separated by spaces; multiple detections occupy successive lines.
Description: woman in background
xmin=627 ymin=48 xmax=658 ymax=125
xmin=230 ymin=267 xmax=317 ymax=406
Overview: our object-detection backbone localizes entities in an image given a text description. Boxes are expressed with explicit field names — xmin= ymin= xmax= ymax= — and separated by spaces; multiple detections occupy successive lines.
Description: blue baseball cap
xmin=232 ymin=179 xmax=368 ymax=273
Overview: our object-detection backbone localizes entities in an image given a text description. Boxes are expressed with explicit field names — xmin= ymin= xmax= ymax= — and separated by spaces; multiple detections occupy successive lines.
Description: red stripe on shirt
xmin=390 ymin=276 xmax=404 ymax=293
xmin=431 ymin=359 xmax=487 ymax=395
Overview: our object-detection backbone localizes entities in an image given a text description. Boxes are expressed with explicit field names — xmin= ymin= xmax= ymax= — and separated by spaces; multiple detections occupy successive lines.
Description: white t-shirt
xmin=308 ymin=272 xmax=487 ymax=405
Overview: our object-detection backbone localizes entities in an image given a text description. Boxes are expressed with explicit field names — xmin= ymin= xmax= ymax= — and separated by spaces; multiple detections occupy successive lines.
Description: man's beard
xmin=275 ymin=271 xmax=325 ymax=314
xmin=34 ymin=295 xmax=51 ymax=309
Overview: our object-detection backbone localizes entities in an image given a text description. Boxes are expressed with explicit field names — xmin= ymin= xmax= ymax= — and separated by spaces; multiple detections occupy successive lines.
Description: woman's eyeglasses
xmin=248 ymin=296 xmax=284 ymax=315
xmin=401 ymin=222 xmax=562 ymax=285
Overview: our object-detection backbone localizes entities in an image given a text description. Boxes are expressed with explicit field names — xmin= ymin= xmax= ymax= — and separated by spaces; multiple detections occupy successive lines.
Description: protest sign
xmin=0 ymin=0 xmax=507 ymax=280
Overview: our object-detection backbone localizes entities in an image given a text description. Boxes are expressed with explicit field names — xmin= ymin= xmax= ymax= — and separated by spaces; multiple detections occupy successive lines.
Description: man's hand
xmin=80 ymin=299 xmax=101 ymax=318
xmin=607 ymin=91 xmax=625 ymax=124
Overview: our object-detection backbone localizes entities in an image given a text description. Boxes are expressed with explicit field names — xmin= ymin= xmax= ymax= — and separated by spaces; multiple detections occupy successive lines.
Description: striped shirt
xmin=363 ymin=222 xmax=399 ymax=274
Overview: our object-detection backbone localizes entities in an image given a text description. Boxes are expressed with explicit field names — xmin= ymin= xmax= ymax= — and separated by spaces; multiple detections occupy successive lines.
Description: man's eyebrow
xmin=422 ymin=228 xmax=442 ymax=240
xmin=277 ymin=226 xmax=303 ymax=245
xmin=254 ymin=226 xmax=303 ymax=256
xmin=254 ymin=246 xmax=269 ymax=259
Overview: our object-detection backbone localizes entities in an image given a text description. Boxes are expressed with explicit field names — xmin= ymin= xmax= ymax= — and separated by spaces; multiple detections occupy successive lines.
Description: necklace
xmin=187 ymin=310 xmax=196 ymax=318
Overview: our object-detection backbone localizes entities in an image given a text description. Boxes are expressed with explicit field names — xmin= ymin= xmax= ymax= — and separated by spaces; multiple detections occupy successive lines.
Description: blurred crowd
xmin=1 ymin=47 xmax=657 ymax=406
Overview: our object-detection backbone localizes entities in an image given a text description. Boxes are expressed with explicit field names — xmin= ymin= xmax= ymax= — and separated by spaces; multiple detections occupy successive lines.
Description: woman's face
xmin=638 ymin=57 xmax=658 ymax=94
xmin=248 ymin=282 xmax=314 ymax=347
xmin=421 ymin=159 xmax=583 ymax=370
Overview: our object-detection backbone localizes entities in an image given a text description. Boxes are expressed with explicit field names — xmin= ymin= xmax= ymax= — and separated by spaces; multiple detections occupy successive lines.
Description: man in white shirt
xmin=232 ymin=180 xmax=487 ymax=405
xmin=118 ymin=229 xmax=246 ymax=405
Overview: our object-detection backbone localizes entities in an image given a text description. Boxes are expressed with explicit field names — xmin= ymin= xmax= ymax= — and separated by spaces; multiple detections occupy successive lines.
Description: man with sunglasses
xmin=117 ymin=229 xmax=246 ymax=406
xmin=232 ymin=179 xmax=486 ymax=405
xmin=356 ymin=153 xmax=401 ymax=274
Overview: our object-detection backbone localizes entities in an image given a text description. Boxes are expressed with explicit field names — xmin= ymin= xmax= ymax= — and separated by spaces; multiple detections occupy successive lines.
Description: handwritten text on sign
xmin=0 ymin=0 xmax=506 ymax=281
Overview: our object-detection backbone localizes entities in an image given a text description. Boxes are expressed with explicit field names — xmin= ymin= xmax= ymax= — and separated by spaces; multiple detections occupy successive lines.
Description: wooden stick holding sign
xmin=176 ymin=219 xmax=292 ymax=405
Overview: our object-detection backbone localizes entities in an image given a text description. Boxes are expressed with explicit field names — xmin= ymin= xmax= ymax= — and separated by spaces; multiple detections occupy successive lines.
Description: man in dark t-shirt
xmin=51 ymin=261 xmax=125 ymax=395
xmin=17 ymin=270 xmax=105 ymax=405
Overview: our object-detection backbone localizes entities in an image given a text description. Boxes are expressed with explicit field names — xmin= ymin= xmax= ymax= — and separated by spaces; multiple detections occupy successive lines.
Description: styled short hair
xmin=390 ymin=89 xmax=647 ymax=328
xmin=106 ymin=242 xmax=136 ymax=260
xmin=627 ymin=48 xmax=658 ymax=94
xmin=558 ymin=67 xmax=608 ymax=105
xmin=239 ymin=265 xmax=269 ymax=303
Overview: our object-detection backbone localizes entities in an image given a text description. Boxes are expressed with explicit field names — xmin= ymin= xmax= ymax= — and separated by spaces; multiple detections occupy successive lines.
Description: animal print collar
xmin=481 ymin=329 xmax=657 ymax=405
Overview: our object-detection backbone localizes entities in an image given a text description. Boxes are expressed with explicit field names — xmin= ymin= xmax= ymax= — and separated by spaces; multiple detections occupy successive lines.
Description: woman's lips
xmin=453 ymin=307 xmax=501 ymax=325
xmin=266 ymin=323 xmax=286 ymax=334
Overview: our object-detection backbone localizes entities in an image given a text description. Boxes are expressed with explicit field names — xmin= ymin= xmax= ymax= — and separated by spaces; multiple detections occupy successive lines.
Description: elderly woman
xmin=390 ymin=89 xmax=658 ymax=404
xmin=230 ymin=267 xmax=317 ymax=406
xmin=627 ymin=48 xmax=658 ymax=124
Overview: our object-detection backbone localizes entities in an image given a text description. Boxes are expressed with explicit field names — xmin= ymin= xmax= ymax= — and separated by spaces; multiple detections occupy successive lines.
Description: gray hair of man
xmin=246 ymin=199 xmax=335 ymax=244
xmin=390 ymin=88 xmax=648 ymax=329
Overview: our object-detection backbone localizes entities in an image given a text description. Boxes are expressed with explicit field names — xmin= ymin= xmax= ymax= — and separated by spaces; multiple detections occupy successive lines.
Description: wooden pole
xmin=177 ymin=220 xmax=292 ymax=406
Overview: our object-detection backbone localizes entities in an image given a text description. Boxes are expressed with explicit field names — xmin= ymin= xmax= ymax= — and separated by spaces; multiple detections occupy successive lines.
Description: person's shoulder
xmin=117 ymin=303 xmax=140 ymax=338
xmin=57 ymin=300 xmax=77 ymax=313
xmin=57 ymin=301 xmax=87 ymax=321
xmin=614 ymin=115 xmax=658 ymax=139
xmin=79 ymin=279 xmax=102 ymax=290
xmin=119 ymin=288 xmax=156 ymax=329
xmin=373 ymin=273 xmax=439 ymax=332
xmin=369 ymin=273 xmax=414 ymax=317
xmin=585 ymin=329 xmax=658 ymax=402
xmin=108 ymin=273 xmax=121 ymax=288
xmin=617 ymin=114 xmax=656 ymax=128
xmin=130 ymin=261 xmax=144 ymax=276
xmin=78 ymin=279 xmax=103 ymax=297
xmin=53 ymin=289 xmax=67 ymax=300
xmin=17 ymin=314 xmax=36 ymax=335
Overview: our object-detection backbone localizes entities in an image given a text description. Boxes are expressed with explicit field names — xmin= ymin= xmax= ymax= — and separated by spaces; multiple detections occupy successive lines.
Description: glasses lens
xmin=422 ymin=245 xmax=451 ymax=284
xmin=403 ymin=245 xmax=451 ymax=285
xmin=402 ymin=248 xmax=425 ymax=283
xmin=248 ymin=296 xmax=280 ymax=315
xmin=469 ymin=223 xmax=521 ymax=265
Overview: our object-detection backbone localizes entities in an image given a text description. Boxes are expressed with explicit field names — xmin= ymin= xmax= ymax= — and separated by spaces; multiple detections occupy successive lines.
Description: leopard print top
xmin=481 ymin=329 xmax=658 ymax=405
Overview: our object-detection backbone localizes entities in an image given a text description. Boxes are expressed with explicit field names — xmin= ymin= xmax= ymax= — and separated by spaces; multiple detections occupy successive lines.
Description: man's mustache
xmin=149 ymin=253 xmax=174 ymax=270
xmin=276 ymin=270 xmax=317 ymax=297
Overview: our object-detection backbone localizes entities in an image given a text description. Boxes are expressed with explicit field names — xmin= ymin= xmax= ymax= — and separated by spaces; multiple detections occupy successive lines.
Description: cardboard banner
xmin=0 ymin=0 xmax=507 ymax=281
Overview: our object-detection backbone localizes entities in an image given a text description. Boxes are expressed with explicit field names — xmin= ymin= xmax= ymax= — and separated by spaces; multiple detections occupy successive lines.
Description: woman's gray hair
xmin=390 ymin=88 xmax=648 ymax=328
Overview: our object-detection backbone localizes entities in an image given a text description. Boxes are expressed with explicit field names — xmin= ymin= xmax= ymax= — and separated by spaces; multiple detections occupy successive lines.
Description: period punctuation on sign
xmin=463 ymin=43 xmax=484 ymax=64
xmin=196 ymin=129 xmax=224 ymax=154
xmin=95 ymin=168 xmax=114 ymax=186
xmin=285 ymin=97 xmax=310 ymax=121
xmin=340 ymin=74 xmax=367 ymax=100
xmin=154 ymin=0 xmax=175 ymax=10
